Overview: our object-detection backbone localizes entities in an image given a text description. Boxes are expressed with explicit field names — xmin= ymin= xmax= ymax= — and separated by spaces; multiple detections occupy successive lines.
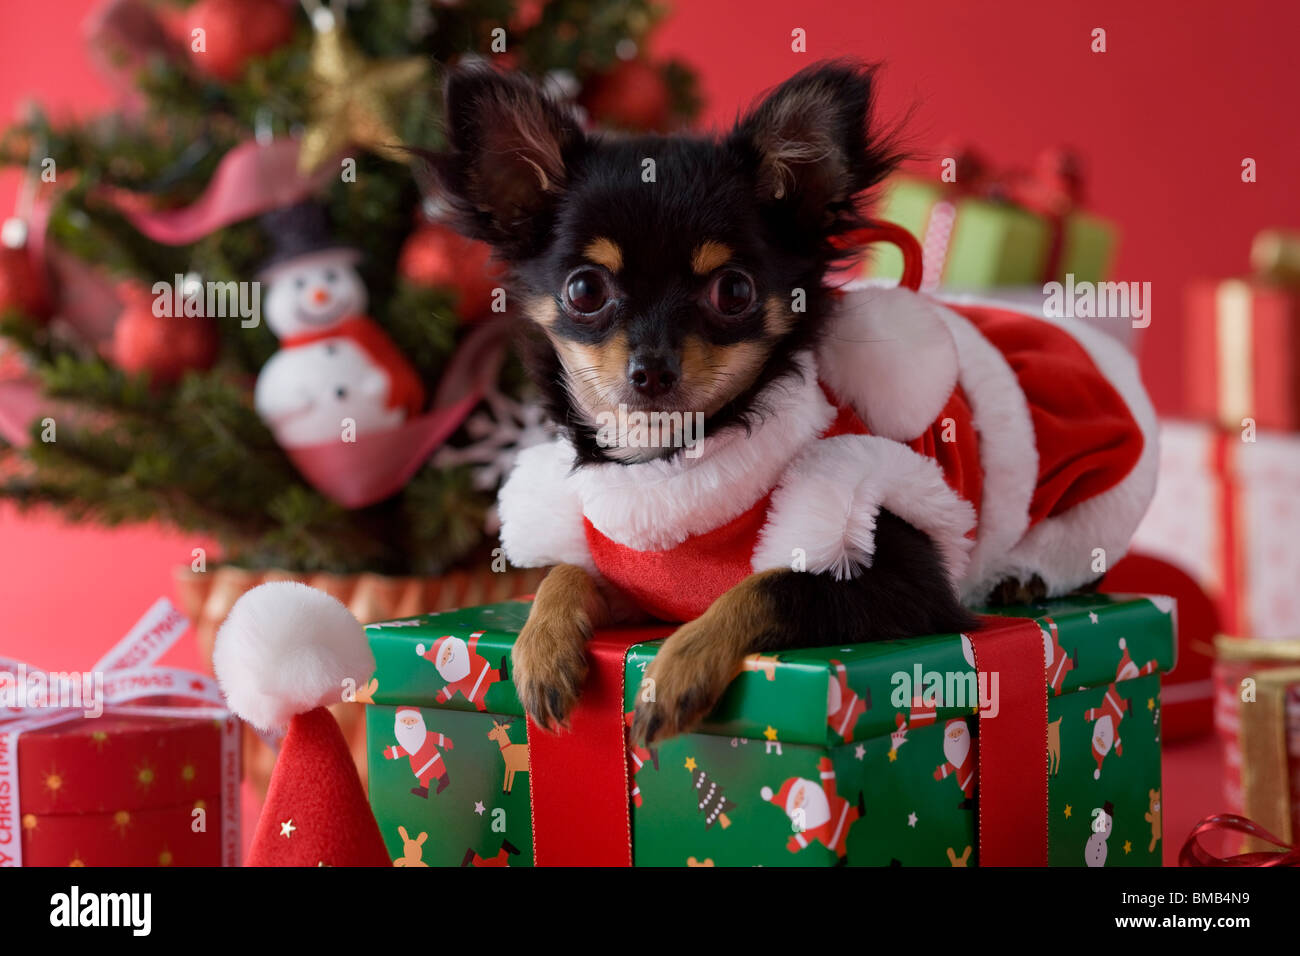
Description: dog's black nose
xmin=627 ymin=353 xmax=679 ymax=398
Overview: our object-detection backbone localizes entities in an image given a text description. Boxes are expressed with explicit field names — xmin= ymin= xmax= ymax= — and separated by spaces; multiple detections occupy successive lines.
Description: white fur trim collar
xmin=573 ymin=353 xmax=835 ymax=551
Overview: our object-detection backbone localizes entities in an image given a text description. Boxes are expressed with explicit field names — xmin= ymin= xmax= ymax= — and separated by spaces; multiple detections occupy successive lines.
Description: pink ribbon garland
xmin=96 ymin=138 xmax=338 ymax=246
xmin=0 ymin=598 xmax=241 ymax=867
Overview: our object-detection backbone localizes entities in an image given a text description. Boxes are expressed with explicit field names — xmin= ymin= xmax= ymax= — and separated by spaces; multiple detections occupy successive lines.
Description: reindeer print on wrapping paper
xmin=488 ymin=719 xmax=530 ymax=794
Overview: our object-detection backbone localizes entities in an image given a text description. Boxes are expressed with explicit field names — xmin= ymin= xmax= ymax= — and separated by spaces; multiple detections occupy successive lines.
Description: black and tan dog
xmin=420 ymin=61 xmax=1156 ymax=745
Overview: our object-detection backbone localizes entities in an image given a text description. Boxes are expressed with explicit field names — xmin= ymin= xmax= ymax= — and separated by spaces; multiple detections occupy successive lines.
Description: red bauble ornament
xmin=0 ymin=243 xmax=50 ymax=320
xmin=580 ymin=59 xmax=671 ymax=132
xmin=112 ymin=284 xmax=219 ymax=385
xmin=184 ymin=0 xmax=295 ymax=81
xmin=398 ymin=225 xmax=504 ymax=322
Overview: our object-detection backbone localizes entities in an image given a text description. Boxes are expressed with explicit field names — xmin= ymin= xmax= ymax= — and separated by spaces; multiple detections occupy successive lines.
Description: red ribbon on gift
xmin=525 ymin=614 xmax=1049 ymax=867
xmin=1180 ymin=813 xmax=1300 ymax=867
xmin=969 ymin=615 xmax=1050 ymax=866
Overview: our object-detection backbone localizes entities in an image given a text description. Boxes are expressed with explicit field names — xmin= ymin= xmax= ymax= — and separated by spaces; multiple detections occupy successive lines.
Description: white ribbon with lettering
xmin=0 ymin=599 xmax=240 ymax=867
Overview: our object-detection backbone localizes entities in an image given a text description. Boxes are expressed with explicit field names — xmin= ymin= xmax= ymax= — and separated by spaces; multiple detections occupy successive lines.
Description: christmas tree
xmin=688 ymin=762 xmax=734 ymax=830
xmin=0 ymin=0 xmax=699 ymax=576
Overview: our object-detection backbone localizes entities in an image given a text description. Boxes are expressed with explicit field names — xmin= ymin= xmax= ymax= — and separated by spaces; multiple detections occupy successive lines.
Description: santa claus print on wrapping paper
xmin=625 ymin=710 xmax=659 ymax=808
xmin=383 ymin=707 xmax=454 ymax=798
xmin=892 ymin=635 xmax=975 ymax=758
xmin=1041 ymin=617 xmax=1078 ymax=696
xmin=415 ymin=630 xmax=509 ymax=712
xmin=1082 ymin=638 xmax=1158 ymax=779
xmin=933 ymin=719 xmax=976 ymax=806
xmin=827 ymin=659 xmax=870 ymax=742
xmin=760 ymin=757 xmax=863 ymax=859
xmin=254 ymin=202 xmax=425 ymax=448
xmin=1083 ymin=685 xmax=1130 ymax=780
xmin=461 ymin=839 xmax=522 ymax=868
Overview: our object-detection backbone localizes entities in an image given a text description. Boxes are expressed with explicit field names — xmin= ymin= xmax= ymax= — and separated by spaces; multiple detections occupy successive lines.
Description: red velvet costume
xmin=499 ymin=286 xmax=1157 ymax=622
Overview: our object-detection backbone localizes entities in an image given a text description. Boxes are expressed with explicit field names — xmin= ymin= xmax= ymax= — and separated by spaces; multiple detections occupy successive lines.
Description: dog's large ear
xmin=728 ymin=61 xmax=902 ymax=234
xmin=418 ymin=66 xmax=585 ymax=259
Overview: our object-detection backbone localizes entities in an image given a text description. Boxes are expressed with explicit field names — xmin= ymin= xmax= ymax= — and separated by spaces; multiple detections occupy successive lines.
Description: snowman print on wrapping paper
xmin=254 ymin=202 xmax=424 ymax=448
xmin=1085 ymin=801 xmax=1114 ymax=867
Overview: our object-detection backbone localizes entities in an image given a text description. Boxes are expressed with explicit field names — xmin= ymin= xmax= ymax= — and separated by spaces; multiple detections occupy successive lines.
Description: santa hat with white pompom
xmin=214 ymin=581 xmax=392 ymax=867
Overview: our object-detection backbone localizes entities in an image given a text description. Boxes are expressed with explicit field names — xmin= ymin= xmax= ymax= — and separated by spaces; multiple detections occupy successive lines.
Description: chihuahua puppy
xmin=421 ymin=61 xmax=1156 ymax=745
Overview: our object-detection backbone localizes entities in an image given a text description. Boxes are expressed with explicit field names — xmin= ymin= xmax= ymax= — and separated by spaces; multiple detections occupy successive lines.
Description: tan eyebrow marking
xmin=584 ymin=237 xmax=623 ymax=273
xmin=691 ymin=241 xmax=733 ymax=275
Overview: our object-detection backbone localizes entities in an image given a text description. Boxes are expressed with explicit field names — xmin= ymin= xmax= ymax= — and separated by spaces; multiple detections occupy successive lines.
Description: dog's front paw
xmin=511 ymin=613 xmax=589 ymax=731
xmin=631 ymin=618 xmax=741 ymax=746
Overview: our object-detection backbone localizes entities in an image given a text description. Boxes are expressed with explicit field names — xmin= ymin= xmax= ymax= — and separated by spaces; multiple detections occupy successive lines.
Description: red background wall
xmin=2 ymin=0 xmax=1298 ymax=664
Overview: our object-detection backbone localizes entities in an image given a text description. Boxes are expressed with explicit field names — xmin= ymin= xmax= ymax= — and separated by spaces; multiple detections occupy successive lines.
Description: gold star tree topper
xmin=298 ymin=7 xmax=428 ymax=173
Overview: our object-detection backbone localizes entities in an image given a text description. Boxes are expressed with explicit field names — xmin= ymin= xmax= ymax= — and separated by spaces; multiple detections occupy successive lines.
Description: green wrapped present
xmin=364 ymin=593 xmax=1173 ymax=867
xmin=868 ymin=154 xmax=1117 ymax=289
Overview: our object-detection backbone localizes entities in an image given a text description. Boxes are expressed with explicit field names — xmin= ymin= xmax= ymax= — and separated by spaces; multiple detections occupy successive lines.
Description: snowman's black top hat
xmin=259 ymin=201 xmax=359 ymax=273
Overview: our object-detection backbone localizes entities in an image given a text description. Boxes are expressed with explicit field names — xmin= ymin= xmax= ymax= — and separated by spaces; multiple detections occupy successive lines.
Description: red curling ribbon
xmin=1180 ymin=813 xmax=1300 ymax=867
xmin=526 ymin=627 xmax=670 ymax=866
xmin=969 ymin=615 xmax=1051 ymax=866
xmin=834 ymin=222 xmax=924 ymax=291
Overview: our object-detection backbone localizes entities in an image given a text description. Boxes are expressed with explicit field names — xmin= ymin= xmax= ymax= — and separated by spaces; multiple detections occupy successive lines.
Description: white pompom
xmin=1118 ymin=638 xmax=1126 ymax=651
xmin=760 ymin=787 xmax=773 ymax=802
xmin=415 ymin=643 xmax=426 ymax=657
xmin=213 ymin=581 xmax=375 ymax=733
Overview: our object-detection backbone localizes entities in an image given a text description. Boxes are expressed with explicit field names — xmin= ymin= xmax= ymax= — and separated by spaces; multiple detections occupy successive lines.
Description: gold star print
xmin=887 ymin=748 xmax=898 ymax=762
xmin=1064 ymin=805 xmax=1072 ymax=818
xmin=180 ymin=763 xmax=197 ymax=784
xmin=112 ymin=811 xmax=131 ymax=836
xmin=1147 ymin=698 xmax=1155 ymax=711
xmin=90 ymin=731 xmax=109 ymax=752
xmin=158 ymin=847 xmax=173 ymax=867
xmin=297 ymin=9 xmax=428 ymax=173
xmin=684 ymin=757 xmax=697 ymax=772
xmin=763 ymin=726 xmax=779 ymax=742
xmin=69 ymin=855 xmax=85 ymax=867
xmin=135 ymin=763 xmax=155 ymax=791
xmin=22 ymin=814 xmax=37 ymax=832
xmin=43 ymin=769 xmax=63 ymax=796
xmin=1123 ymin=840 xmax=1132 ymax=854
xmin=280 ymin=819 xmax=296 ymax=838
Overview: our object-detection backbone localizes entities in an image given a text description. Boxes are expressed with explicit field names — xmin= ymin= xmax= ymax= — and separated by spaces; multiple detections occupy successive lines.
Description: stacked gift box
xmin=866 ymin=146 xmax=1117 ymax=291
xmin=1129 ymin=228 xmax=1300 ymax=843
xmin=362 ymin=593 xmax=1174 ymax=867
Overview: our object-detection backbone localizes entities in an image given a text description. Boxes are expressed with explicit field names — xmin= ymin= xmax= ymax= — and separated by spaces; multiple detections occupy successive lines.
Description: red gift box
xmin=0 ymin=599 xmax=241 ymax=867
xmin=8 ymin=713 xmax=236 ymax=867
xmin=1186 ymin=278 xmax=1300 ymax=432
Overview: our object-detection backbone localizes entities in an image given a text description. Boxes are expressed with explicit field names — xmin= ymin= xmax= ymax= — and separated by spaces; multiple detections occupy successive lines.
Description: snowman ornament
xmin=254 ymin=203 xmax=425 ymax=448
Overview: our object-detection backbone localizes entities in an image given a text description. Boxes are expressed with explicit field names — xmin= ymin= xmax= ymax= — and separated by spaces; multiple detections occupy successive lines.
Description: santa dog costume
xmin=499 ymin=282 xmax=1157 ymax=622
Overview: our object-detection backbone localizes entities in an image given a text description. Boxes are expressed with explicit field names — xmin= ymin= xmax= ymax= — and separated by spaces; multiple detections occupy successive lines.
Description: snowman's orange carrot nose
xmin=312 ymin=288 xmax=330 ymax=304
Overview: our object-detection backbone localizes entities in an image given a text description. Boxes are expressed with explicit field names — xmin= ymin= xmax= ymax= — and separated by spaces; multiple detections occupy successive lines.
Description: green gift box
xmin=869 ymin=174 xmax=1116 ymax=288
xmin=364 ymin=593 xmax=1173 ymax=867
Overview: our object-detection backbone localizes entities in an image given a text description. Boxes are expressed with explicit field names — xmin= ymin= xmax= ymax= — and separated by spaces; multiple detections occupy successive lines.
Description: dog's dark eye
xmin=706 ymin=270 xmax=756 ymax=318
xmin=562 ymin=268 xmax=610 ymax=318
